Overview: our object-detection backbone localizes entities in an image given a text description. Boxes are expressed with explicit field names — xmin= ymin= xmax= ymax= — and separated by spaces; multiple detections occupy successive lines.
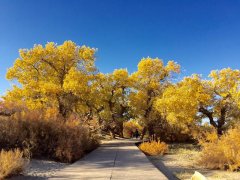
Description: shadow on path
xmin=50 ymin=139 xmax=169 ymax=180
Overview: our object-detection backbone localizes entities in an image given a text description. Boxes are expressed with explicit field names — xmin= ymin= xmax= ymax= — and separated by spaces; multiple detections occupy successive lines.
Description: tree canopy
xmin=3 ymin=41 xmax=240 ymax=138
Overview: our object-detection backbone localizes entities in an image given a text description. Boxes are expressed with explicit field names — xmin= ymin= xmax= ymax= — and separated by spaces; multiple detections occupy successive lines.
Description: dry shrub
xmin=139 ymin=140 xmax=168 ymax=156
xmin=0 ymin=114 xmax=99 ymax=163
xmin=198 ymin=128 xmax=240 ymax=171
xmin=0 ymin=149 xmax=28 ymax=179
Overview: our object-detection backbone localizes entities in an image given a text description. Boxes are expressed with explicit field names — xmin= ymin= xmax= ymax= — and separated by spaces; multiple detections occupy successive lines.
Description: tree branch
xmin=199 ymin=106 xmax=217 ymax=128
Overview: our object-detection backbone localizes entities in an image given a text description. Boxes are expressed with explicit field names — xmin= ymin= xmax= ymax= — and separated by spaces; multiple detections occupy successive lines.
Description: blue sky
xmin=0 ymin=0 xmax=240 ymax=95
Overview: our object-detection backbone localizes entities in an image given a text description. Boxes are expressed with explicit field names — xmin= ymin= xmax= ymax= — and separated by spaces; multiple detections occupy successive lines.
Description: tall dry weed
xmin=198 ymin=128 xmax=240 ymax=171
xmin=0 ymin=149 xmax=28 ymax=179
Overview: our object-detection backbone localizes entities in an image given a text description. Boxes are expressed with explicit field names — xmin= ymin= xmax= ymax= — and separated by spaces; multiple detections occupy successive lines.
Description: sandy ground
xmin=11 ymin=142 xmax=240 ymax=180
xmin=148 ymin=143 xmax=240 ymax=180
xmin=9 ymin=159 xmax=68 ymax=180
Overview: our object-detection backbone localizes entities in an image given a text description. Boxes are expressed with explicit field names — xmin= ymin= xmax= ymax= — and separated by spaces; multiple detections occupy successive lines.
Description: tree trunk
xmin=58 ymin=101 xmax=68 ymax=119
xmin=148 ymin=124 xmax=155 ymax=140
xmin=199 ymin=106 xmax=226 ymax=136
xmin=216 ymin=107 xmax=226 ymax=135
xmin=140 ymin=127 xmax=147 ymax=140
xmin=109 ymin=129 xmax=116 ymax=139
xmin=119 ymin=131 xmax=124 ymax=138
xmin=117 ymin=121 xmax=124 ymax=138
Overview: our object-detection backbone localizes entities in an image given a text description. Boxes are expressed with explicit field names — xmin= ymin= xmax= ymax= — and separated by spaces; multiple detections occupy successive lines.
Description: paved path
xmin=50 ymin=139 xmax=168 ymax=180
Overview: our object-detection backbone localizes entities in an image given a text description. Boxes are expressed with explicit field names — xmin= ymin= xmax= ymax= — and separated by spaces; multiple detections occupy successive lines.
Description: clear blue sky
xmin=1 ymin=0 xmax=240 ymax=95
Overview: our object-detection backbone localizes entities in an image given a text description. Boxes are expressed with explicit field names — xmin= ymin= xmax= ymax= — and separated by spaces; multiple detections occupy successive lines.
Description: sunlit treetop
xmin=130 ymin=57 xmax=180 ymax=90
xmin=209 ymin=68 xmax=240 ymax=98
xmin=129 ymin=57 xmax=180 ymax=132
xmin=5 ymin=41 xmax=96 ymax=116
xmin=155 ymin=68 xmax=240 ymax=134
xmin=6 ymin=41 xmax=96 ymax=85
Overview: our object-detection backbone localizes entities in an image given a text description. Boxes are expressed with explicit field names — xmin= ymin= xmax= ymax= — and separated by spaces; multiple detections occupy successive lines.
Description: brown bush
xmin=0 ymin=115 xmax=99 ymax=163
xmin=0 ymin=149 xmax=28 ymax=179
xmin=198 ymin=128 xmax=240 ymax=171
xmin=139 ymin=140 xmax=168 ymax=156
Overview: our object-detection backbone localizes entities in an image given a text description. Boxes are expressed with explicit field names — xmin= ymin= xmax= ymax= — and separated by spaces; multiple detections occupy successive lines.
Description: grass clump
xmin=0 ymin=149 xmax=28 ymax=179
xmin=198 ymin=128 xmax=240 ymax=171
xmin=139 ymin=140 xmax=168 ymax=156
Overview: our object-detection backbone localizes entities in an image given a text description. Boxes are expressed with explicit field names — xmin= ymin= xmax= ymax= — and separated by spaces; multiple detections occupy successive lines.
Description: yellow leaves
xmin=19 ymin=49 xmax=28 ymax=60
xmin=58 ymin=41 xmax=77 ymax=62
xmin=113 ymin=69 xmax=128 ymax=82
xmin=155 ymin=74 xmax=210 ymax=126
xmin=166 ymin=60 xmax=180 ymax=73
xmin=4 ymin=86 xmax=23 ymax=103
xmin=136 ymin=57 xmax=180 ymax=79
xmin=207 ymin=68 xmax=240 ymax=115
xmin=78 ymin=45 xmax=96 ymax=61
xmin=63 ymin=68 xmax=90 ymax=96
xmin=132 ymin=57 xmax=180 ymax=88
xmin=179 ymin=75 xmax=212 ymax=104
xmin=156 ymin=67 xmax=240 ymax=129
xmin=40 ymin=81 xmax=61 ymax=95
xmin=137 ymin=57 xmax=163 ymax=76
xmin=5 ymin=40 xmax=240 ymax=132
xmin=45 ymin=42 xmax=56 ymax=52
xmin=129 ymin=91 xmax=148 ymax=114
xmin=149 ymin=81 xmax=159 ymax=90
xmin=209 ymin=68 xmax=240 ymax=98
xmin=129 ymin=57 xmax=180 ymax=125
xmin=136 ymin=57 xmax=166 ymax=81
xmin=5 ymin=41 xmax=97 ymax=113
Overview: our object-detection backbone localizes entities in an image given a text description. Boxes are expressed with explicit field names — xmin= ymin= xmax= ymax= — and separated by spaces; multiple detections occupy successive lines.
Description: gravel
xmin=10 ymin=159 xmax=69 ymax=180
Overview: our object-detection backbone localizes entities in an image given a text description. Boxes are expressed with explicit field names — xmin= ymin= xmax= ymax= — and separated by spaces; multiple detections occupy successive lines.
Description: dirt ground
xmin=9 ymin=159 xmax=68 ymax=180
xmin=148 ymin=143 xmax=240 ymax=180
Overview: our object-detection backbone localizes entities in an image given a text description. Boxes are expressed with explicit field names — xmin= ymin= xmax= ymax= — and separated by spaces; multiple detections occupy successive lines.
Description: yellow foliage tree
xmin=156 ymin=68 xmax=240 ymax=135
xmin=5 ymin=41 xmax=96 ymax=118
xmin=129 ymin=57 xmax=180 ymax=138
xmin=95 ymin=69 xmax=130 ymax=138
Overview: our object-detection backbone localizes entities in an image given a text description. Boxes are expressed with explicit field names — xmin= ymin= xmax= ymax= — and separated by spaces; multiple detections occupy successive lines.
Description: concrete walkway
xmin=50 ymin=139 xmax=168 ymax=180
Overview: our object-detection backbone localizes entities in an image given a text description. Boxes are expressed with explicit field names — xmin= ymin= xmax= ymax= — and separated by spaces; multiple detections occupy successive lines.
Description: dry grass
xmin=198 ymin=128 xmax=240 ymax=171
xmin=0 ymin=114 xmax=99 ymax=163
xmin=139 ymin=140 xmax=168 ymax=156
xmin=0 ymin=149 xmax=28 ymax=179
xmin=150 ymin=143 xmax=240 ymax=180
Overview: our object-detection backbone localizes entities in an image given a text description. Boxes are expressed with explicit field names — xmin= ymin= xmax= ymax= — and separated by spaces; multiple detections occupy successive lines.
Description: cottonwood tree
xmin=156 ymin=68 xmax=240 ymax=135
xmin=96 ymin=69 xmax=130 ymax=138
xmin=64 ymin=68 xmax=131 ymax=138
xmin=129 ymin=57 xmax=180 ymax=138
xmin=5 ymin=41 xmax=96 ymax=118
